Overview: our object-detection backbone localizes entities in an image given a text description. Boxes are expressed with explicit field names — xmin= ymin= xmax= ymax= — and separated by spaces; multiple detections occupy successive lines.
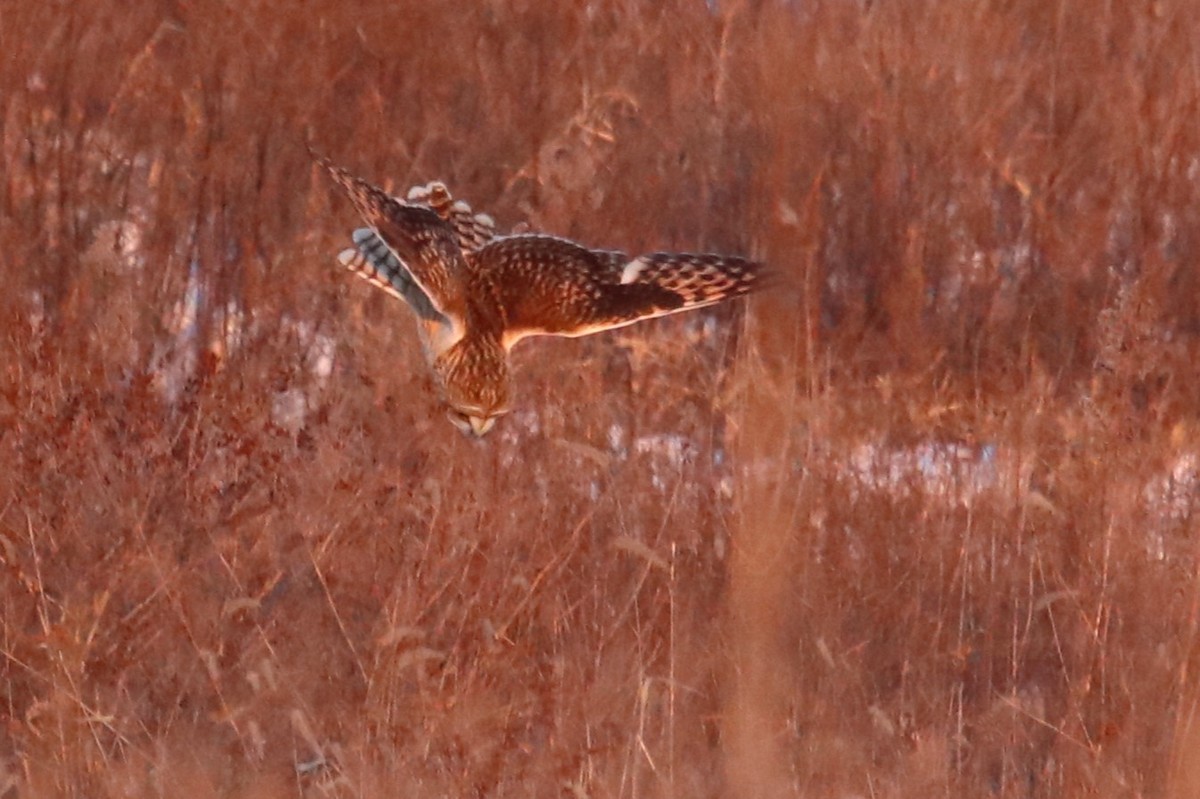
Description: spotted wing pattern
xmin=316 ymin=158 xmax=469 ymax=325
xmin=333 ymin=179 xmax=498 ymax=323
xmin=477 ymin=235 xmax=762 ymax=348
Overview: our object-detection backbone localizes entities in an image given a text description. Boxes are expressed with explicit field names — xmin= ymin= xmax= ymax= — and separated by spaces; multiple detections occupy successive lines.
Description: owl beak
xmin=447 ymin=409 xmax=501 ymax=437
xmin=467 ymin=415 xmax=496 ymax=437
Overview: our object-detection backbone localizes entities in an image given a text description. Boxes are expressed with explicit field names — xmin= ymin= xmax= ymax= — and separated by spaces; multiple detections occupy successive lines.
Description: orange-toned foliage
xmin=2 ymin=1 xmax=1199 ymax=797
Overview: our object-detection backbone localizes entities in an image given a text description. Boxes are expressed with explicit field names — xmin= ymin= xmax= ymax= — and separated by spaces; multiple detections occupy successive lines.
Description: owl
xmin=315 ymin=156 xmax=764 ymax=436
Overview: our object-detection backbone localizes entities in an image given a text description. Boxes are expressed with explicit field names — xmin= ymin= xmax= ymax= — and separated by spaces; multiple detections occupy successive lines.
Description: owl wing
xmin=336 ymin=185 xmax=496 ymax=324
xmin=316 ymin=158 xmax=469 ymax=329
xmin=476 ymin=235 xmax=763 ymax=350
xmin=337 ymin=228 xmax=449 ymax=324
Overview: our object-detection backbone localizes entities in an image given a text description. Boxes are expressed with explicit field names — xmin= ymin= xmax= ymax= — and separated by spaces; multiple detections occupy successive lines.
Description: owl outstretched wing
xmin=337 ymin=229 xmax=449 ymax=324
xmin=475 ymin=234 xmax=763 ymax=350
xmin=316 ymin=158 xmax=469 ymax=329
xmin=327 ymin=172 xmax=498 ymax=323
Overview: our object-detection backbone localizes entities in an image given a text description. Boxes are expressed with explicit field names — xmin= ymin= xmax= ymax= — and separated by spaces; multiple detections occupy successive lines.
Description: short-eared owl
xmin=315 ymin=156 xmax=764 ymax=437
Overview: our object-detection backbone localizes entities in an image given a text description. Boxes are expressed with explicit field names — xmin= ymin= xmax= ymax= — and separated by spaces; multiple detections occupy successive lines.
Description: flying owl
xmin=315 ymin=156 xmax=764 ymax=437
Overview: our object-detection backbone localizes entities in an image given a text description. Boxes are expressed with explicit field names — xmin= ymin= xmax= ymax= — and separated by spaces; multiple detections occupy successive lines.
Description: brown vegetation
xmin=3 ymin=1 xmax=1200 ymax=796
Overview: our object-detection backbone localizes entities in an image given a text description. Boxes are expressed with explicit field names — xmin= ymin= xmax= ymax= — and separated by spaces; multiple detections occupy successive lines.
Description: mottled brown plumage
xmin=315 ymin=157 xmax=764 ymax=436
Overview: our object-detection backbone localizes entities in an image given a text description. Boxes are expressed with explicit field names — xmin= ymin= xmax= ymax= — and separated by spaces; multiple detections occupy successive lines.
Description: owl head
xmin=434 ymin=337 xmax=511 ymax=437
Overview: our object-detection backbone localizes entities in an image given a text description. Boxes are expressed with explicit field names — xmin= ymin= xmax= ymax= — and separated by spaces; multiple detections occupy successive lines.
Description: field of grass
xmin=3 ymin=1 xmax=1200 ymax=796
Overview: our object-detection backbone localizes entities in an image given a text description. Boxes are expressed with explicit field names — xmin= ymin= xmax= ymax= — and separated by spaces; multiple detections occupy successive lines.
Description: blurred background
xmin=2 ymin=1 xmax=1200 ymax=796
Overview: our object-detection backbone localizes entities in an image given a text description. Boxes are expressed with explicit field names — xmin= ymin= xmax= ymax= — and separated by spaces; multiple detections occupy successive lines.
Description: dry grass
xmin=3 ymin=1 xmax=1200 ymax=796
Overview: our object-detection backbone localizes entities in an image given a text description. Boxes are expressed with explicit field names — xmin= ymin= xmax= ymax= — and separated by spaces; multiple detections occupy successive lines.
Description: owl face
xmin=434 ymin=338 xmax=511 ymax=437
